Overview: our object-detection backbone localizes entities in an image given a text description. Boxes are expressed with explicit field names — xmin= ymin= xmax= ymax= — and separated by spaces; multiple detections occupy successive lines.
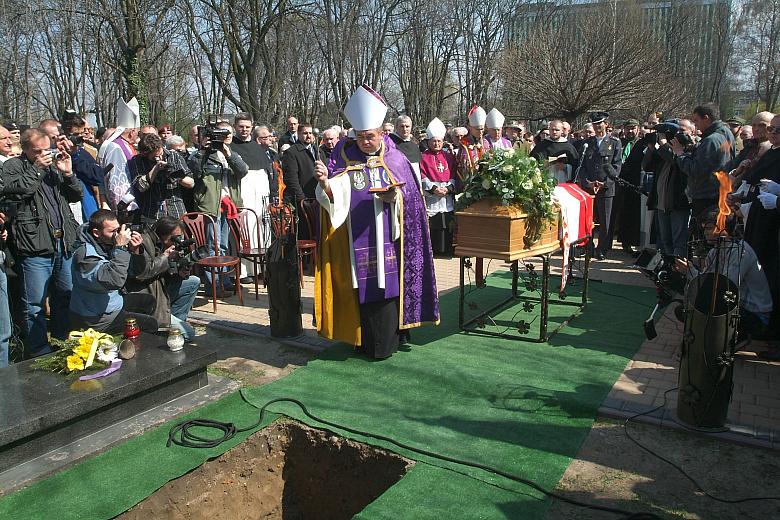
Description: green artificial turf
xmin=0 ymin=272 xmax=655 ymax=519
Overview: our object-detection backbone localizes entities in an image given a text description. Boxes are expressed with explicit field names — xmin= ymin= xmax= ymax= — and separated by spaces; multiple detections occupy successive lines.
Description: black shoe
xmin=595 ymin=251 xmax=606 ymax=260
xmin=240 ymin=277 xmax=253 ymax=284
xmin=622 ymin=245 xmax=641 ymax=257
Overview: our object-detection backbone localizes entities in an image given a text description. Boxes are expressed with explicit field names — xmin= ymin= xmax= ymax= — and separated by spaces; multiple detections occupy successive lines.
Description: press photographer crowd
xmin=0 ymin=96 xmax=778 ymax=368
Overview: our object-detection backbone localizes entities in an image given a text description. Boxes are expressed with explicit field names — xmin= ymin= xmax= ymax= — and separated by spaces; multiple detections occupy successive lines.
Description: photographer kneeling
xmin=69 ymin=210 xmax=158 ymax=333
xmin=674 ymin=208 xmax=772 ymax=344
xmin=125 ymin=216 xmax=202 ymax=341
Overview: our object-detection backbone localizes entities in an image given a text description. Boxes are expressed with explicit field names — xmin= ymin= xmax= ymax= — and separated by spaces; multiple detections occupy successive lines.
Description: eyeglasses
xmin=768 ymin=126 xmax=780 ymax=134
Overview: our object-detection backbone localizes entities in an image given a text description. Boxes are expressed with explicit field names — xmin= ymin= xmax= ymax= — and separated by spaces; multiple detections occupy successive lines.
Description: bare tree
xmin=309 ymin=0 xmax=402 ymax=120
xmin=388 ymin=0 xmax=460 ymax=124
xmin=499 ymin=1 xmax=688 ymax=121
xmin=737 ymin=0 xmax=780 ymax=110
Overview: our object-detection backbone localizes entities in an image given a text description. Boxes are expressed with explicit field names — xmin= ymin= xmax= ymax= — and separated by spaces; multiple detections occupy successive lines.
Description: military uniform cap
xmin=589 ymin=111 xmax=610 ymax=124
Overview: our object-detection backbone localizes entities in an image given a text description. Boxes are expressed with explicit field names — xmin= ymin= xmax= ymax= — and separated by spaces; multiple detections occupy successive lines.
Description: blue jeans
xmin=205 ymin=214 xmax=233 ymax=287
xmin=656 ymin=209 xmax=690 ymax=258
xmin=167 ymin=274 xmax=200 ymax=318
xmin=19 ymin=243 xmax=73 ymax=358
xmin=0 ymin=268 xmax=11 ymax=368
xmin=167 ymin=275 xmax=200 ymax=340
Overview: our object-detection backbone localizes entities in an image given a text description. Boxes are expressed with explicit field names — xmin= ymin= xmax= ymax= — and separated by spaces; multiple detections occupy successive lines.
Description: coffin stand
xmin=454 ymin=199 xmax=589 ymax=342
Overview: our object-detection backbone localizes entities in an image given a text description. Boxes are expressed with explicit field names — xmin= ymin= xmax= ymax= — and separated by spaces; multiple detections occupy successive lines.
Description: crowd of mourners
xmin=0 ymin=96 xmax=778 ymax=368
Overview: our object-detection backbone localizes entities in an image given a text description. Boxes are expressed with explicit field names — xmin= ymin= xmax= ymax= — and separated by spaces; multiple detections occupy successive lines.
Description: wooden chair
xmin=297 ymin=198 xmax=318 ymax=288
xmin=229 ymin=207 xmax=266 ymax=299
xmin=180 ymin=212 xmax=244 ymax=313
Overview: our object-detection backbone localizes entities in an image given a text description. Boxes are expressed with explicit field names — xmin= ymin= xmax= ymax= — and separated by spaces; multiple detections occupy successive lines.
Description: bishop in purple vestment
xmin=314 ymin=85 xmax=439 ymax=359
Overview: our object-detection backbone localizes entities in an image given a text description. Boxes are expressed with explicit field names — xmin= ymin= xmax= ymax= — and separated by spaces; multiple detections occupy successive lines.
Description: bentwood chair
xmin=180 ymin=212 xmax=244 ymax=313
xmin=229 ymin=207 xmax=267 ymax=299
xmin=296 ymin=198 xmax=318 ymax=288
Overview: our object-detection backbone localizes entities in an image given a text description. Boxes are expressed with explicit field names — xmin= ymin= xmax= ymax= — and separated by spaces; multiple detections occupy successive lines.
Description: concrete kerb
xmin=189 ymin=312 xmax=333 ymax=354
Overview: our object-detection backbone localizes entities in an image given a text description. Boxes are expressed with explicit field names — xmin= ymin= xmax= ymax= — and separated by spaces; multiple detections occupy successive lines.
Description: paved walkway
xmin=190 ymin=248 xmax=780 ymax=449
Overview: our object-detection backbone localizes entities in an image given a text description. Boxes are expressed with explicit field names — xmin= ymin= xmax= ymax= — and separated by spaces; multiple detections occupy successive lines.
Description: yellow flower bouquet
xmin=32 ymin=329 xmax=120 ymax=374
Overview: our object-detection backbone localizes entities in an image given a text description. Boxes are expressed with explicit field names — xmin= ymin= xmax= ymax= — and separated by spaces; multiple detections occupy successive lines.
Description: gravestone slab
xmin=0 ymin=334 xmax=216 ymax=473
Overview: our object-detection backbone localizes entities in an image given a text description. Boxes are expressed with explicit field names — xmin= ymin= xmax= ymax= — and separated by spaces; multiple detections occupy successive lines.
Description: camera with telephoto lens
xmin=171 ymin=234 xmax=195 ymax=252
xmin=198 ymin=115 xmax=230 ymax=153
xmin=115 ymin=195 xmax=144 ymax=233
xmin=168 ymin=243 xmax=210 ymax=274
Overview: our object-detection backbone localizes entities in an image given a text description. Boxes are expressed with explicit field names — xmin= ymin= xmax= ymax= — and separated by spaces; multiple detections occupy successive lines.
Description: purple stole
xmin=106 ymin=138 xmax=135 ymax=208
xmin=489 ymin=137 xmax=513 ymax=150
xmin=326 ymin=137 xmax=439 ymax=328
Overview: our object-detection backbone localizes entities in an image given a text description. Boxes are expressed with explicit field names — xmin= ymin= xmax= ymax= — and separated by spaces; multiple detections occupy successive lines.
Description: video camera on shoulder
xmin=197 ymin=115 xmax=230 ymax=153
xmin=652 ymin=121 xmax=693 ymax=147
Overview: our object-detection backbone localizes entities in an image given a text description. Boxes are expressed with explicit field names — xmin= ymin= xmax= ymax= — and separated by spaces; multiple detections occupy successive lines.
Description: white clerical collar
xmin=393 ymin=132 xmax=411 ymax=142
xmin=546 ymin=137 xmax=568 ymax=143
xmin=0 ymin=155 xmax=8 ymax=163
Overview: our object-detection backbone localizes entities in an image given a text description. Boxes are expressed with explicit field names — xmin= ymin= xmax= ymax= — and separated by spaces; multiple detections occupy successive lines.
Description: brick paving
xmin=190 ymin=247 xmax=780 ymax=449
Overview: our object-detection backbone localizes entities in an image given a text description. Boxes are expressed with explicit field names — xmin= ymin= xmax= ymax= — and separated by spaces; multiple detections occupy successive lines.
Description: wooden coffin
xmin=454 ymin=198 xmax=560 ymax=261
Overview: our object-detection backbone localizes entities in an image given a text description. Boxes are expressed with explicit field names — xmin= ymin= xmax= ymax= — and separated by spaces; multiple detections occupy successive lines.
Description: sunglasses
xmin=768 ymin=126 xmax=780 ymax=134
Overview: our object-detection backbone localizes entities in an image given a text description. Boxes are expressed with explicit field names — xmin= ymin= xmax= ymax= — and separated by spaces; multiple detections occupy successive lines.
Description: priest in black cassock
xmin=531 ymin=119 xmax=579 ymax=184
xmin=389 ymin=115 xmax=421 ymax=184
xmin=232 ymin=114 xmax=275 ymax=279
xmin=612 ymin=119 xmax=647 ymax=256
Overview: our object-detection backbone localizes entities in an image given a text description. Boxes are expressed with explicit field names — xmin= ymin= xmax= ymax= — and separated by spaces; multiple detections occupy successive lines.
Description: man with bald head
xmin=279 ymin=116 xmax=299 ymax=148
xmin=0 ymin=126 xmax=13 ymax=163
xmin=531 ymin=119 xmax=578 ymax=184
xmin=319 ymin=127 xmax=339 ymax=162
xmin=727 ymin=111 xmax=774 ymax=182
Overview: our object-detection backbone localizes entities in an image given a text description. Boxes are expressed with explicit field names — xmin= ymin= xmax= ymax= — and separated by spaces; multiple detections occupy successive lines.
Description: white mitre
xmin=344 ymin=85 xmax=388 ymax=132
xmin=426 ymin=117 xmax=447 ymax=140
xmin=99 ymin=97 xmax=141 ymax=159
xmin=116 ymin=97 xmax=140 ymax=129
xmin=485 ymin=108 xmax=505 ymax=130
xmin=467 ymin=106 xmax=487 ymax=127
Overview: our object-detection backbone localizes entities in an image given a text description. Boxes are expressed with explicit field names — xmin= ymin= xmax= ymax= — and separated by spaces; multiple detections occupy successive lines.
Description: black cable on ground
xmin=624 ymin=387 xmax=780 ymax=504
xmin=168 ymin=393 xmax=659 ymax=518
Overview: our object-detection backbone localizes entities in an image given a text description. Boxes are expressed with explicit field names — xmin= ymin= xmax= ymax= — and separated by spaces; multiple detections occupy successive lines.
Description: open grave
xmin=119 ymin=421 xmax=414 ymax=519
